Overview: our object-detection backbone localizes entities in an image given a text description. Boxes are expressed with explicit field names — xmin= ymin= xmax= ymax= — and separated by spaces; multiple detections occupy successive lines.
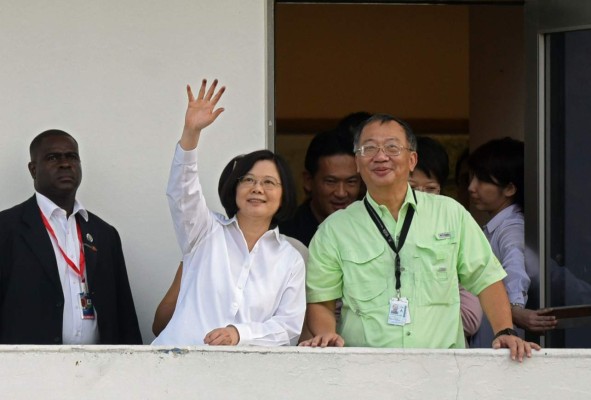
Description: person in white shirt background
xmin=152 ymin=78 xmax=305 ymax=346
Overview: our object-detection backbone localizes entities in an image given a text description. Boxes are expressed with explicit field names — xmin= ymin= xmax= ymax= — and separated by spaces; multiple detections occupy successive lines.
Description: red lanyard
xmin=39 ymin=208 xmax=86 ymax=282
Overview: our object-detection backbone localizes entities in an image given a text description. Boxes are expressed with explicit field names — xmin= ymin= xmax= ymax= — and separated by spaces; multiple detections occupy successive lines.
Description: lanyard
xmin=363 ymin=190 xmax=416 ymax=298
xmin=39 ymin=208 xmax=86 ymax=283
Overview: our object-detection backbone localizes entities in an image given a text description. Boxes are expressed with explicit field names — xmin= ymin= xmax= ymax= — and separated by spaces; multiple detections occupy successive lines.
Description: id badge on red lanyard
xmin=40 ymin=208 xmax=96 ymax=320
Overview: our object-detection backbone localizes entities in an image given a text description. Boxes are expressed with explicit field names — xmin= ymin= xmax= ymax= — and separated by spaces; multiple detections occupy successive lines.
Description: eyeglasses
xmin=410 ymin=184 xmax=441 ymax=195
xmin=238 ymin=174 xmax=282 ymax=190
xmin=355 ymin=143 xmax=412 ymax=158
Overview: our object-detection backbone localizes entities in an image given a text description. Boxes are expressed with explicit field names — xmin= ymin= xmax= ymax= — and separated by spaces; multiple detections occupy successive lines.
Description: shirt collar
xmin=218 ymin=213 xmax=282 ymax=244
xmin=269 ymin=225 xmax=282 ymax=243
xmin=35 ymin=192 xmax=89 ymax=222
xmin=365 ymin=183 xmax=418 ymax=219
xmin=484 ymin=203 xmax=520 ymax=234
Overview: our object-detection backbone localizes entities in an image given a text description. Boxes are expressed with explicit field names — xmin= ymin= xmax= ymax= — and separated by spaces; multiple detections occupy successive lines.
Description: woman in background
xmin=468 ymin=137 xmax=556 ymax=347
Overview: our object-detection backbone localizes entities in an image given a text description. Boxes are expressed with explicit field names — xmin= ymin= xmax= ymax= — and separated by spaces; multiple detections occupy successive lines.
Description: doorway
xmin=274 ymin=2 xmax=524 ymax=212
xmin=527 ymin=9 xmax=591 ymax=347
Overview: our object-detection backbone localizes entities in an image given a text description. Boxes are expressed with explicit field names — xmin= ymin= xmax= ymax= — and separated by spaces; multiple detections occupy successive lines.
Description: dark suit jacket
xmin=0 ymin=196 xmax=142 ymax=344
xmin=278 ymin=200 xmax=319 ymax=247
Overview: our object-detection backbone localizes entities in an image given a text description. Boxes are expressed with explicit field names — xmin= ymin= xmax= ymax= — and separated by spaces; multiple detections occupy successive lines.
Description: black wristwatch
xmin=494 ymin=328 xmax=518 ymax=340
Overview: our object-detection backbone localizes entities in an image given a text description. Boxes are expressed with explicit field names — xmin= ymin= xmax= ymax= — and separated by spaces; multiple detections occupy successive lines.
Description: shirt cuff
xmin=231 ymin=323 xmax=252 ymax=346
xmin=507 ymin=291 xmax=528 ymax=306
xmin=174 ymin=142 xmax=198 ymax=164
xmin=306 ymin=290 xmax=341 ymax=304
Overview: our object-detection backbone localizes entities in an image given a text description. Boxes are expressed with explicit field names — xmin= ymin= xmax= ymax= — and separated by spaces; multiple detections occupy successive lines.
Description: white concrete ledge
xmin=0 ymin=346 xmax=589 ymax=399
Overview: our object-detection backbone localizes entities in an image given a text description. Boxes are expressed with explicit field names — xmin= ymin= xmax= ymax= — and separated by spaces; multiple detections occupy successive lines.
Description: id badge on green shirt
xmin=388 ymin=297 xmax=410 ymax=325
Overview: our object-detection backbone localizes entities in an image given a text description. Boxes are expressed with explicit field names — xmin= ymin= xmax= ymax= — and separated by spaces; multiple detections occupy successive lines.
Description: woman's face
xmin=409 ymin=169 xmax=441 ymax=194
xmin=235 ymin=160 xmax=283 ymax=221
xmin=468 ymin=175 xmax=515 ymax=216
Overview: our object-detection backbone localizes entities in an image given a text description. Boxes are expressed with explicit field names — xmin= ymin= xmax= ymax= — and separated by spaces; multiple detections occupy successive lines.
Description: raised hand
xmin=180 ymin=78 xmax=226 ymax=150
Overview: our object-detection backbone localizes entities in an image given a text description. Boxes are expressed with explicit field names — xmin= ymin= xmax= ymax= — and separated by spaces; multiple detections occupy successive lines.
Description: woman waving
xmin=153 ymin=79 xmax=305 ymax=346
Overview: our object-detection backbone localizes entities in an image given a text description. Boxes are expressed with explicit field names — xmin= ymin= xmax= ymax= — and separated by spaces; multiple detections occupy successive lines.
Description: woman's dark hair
xmin=217 ymin=150 xmax=297 ymax=225
xmin=468 ymin=137 xmax=524 ymax=210
xmin=415 ymin=136 xmax=450 ymax=189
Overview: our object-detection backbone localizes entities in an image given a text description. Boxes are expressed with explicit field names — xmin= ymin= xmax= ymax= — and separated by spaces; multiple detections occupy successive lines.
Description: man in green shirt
xmin=301 ymin=114 xmax=540 ymax=361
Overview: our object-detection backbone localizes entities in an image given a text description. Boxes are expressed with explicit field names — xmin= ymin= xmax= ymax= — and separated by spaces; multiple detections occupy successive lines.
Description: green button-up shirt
xmin=307 ymin=186 xmax=506 ymax=349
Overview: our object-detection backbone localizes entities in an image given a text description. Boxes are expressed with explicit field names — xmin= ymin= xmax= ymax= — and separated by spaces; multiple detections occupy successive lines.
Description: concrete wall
xmin=0 ymin=346 xmax=589 ymax=399
xmin=0 ymin=0 xmax=268 ymax=343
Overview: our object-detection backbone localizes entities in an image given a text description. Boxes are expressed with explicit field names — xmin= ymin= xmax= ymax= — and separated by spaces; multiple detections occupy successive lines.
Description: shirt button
xmin=237 ymin=285 xmax=243 ymax=290
xmin=232 ymin=302 xmax=239 ymax=309
xmin=56 ymin=302 xmax=63 ymax=308
xmin=53 ymin=336 xmax=61 ymax=343
xmin=406 ymin=331 xmax=411 ymax=336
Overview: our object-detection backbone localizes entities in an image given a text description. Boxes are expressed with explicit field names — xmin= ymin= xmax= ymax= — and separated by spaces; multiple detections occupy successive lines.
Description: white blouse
xmin=152 ymin=144 xmax=306 ymax=346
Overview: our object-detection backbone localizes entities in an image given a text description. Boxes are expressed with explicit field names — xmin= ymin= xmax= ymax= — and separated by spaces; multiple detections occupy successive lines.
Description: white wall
xmin=0 ymin=0 xmax=268 ymax=342
xmin=0 ymin=346 xmax=589 ymax=399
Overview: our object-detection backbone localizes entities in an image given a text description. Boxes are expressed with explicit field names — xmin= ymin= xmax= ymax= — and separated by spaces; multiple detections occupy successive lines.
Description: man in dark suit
xmin=0 ymin=129 xmax=142 ymax=344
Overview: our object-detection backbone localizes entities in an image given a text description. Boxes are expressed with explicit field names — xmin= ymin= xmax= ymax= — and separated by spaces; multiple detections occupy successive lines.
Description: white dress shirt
xmin=152 ymin=144 xmax=306 ymax=346
xmin=36 ymin=192 xmax=100 ymax=344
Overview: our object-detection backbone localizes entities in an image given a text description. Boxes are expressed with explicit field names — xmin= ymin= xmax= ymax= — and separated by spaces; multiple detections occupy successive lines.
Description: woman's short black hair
xmin=217 ymin=150 xmax=297 ymax=225
xmin=468 ymin=137 xmax=524 ymax=210
xmin=415 ymin=136 xmax=450 ymax=189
